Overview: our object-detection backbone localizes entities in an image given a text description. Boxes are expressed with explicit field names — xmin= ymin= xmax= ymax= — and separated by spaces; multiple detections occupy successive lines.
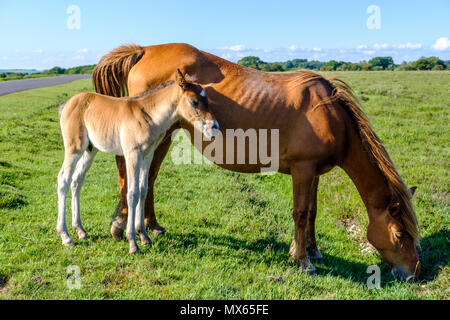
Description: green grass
xmin=0 ymin=72 xmax=448 ymax=299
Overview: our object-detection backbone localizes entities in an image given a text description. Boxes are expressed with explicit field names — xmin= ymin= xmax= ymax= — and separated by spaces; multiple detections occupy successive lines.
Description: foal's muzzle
xmin=202 ymin=120 xmax=220 ymax=140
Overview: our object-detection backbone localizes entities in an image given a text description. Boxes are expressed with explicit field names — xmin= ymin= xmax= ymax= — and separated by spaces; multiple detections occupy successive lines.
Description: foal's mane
xmin=131 ymin=80 xmax=176 ymax=99
xmin=290 ymin=70 xmax=419 ymax=243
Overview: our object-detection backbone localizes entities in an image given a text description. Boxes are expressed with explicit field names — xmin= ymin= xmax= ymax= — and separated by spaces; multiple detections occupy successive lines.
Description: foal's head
xmin=174 ymin=69 xmax=219 ymax=140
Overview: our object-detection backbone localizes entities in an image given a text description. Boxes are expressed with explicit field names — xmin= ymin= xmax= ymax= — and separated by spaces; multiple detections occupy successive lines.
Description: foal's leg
xmin=71 ymin=148 xmax=98 ymax=240
xmin=111 ymin=133 xmax=173 ymax=239
xmin=306 ymin=177 xmax=323 ymax=260
xmin=57 ymin=151 xmax=82 ymax=246
xmin=135 ymin=152 xmax=153 ymax=246
xmin=289 ymin=162 xmax=317 ymax=274
xmin=124 ymin=151 xmax=141 ymax=255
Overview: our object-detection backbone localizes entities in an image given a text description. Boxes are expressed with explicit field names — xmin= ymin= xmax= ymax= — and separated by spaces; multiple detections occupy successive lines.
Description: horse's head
xmin=367 ymin=186 xmax=420 ymax=282
xmin=175 ymin=69 xmax=219 ymax=140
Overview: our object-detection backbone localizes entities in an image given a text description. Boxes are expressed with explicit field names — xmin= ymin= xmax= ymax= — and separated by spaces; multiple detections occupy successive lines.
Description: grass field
xmin=0 ymin=71 xmax=448 ymax=299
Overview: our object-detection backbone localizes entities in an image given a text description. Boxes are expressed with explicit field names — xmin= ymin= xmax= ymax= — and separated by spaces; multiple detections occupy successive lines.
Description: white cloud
xmin=72 ymin=55 xmax=85 ymax=60
xmin=34 ymin=49 xmax=43 ymax=54
xmin=373 ymin=43 xmax=390 ymax=50
xmin=357 ymin=45 xmax=368 ymax=50
xmin=312 ymin=47 xmax=322 ymax=52
xmin=393 ymin=43 xmax=422 ymax=49
xmin=77 ymin=48 xmax=89 ymax=53
xmin=432 ymin=37 xmax=450 ymax=51
xmin=222 ymin=45 xmax=246 ymax=52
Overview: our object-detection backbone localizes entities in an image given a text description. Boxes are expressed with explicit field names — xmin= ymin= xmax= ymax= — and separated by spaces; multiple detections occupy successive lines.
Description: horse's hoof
xmin=110 ymin=220 xmax=124 ymax=241
xmin=307 ymin=249 xmax=323 ymax=260
xmin=152 ymin=226 xmax=166 ymax=236
xmin=76 ymin=230 xmax=89 ymax=240
xmin=140 ymin=235 xmax=152 ymax=246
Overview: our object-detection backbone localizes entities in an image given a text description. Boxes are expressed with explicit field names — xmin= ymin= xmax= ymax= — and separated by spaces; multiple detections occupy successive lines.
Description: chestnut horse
xmin=93 ymin=43 xmax=420 ymax=280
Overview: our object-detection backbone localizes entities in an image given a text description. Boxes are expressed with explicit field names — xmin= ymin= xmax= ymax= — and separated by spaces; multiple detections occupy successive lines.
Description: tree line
xmin=237 ymin=56 xmax=450 ymax=72
xmin=0 ymin=65 xmax=96 ymax=81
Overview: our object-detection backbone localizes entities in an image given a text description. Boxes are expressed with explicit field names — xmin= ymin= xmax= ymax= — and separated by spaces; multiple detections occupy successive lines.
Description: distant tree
xmin=368 ymin=56 xmax=394 ymax=70
xmin=237 ymin=56 xmax=266 ymax=70
xmin=47 ymin=66 xmax=65 ymax=74
xmin=412 ymin=57 xmax=446 ymax=70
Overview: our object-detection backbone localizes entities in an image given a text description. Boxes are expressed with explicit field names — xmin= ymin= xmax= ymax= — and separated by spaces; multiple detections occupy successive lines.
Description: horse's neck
xmin=340 ymin=129 xmax=392 ymax=214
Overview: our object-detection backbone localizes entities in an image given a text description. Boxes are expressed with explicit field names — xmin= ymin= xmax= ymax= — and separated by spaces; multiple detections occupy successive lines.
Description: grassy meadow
xmin=0 ymin=71 xmax=448 ymax=299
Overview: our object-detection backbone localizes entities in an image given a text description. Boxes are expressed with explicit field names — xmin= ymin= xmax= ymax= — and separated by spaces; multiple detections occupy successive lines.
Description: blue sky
xmin=1 ymin=0 xmax=449 ymax=69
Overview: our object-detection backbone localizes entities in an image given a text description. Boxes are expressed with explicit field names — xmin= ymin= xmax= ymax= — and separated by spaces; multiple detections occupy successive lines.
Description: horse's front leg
xmin=306 ymin=176 xmax=323 ymax=260
xmin=289 ymin=161 xmax=317 ymax=274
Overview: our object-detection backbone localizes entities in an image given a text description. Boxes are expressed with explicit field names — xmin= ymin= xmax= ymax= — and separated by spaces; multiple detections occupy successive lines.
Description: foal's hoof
xmin=63 ymin=240 xmax=75 ymax=247
xmin=307 ymin=249 xmax=323 ymax=260
xmin=129 ymin=246 xmax=140 ymax=255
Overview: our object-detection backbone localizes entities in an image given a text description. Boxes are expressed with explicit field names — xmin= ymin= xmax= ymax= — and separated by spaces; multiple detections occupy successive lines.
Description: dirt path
xmin=0 ymin=75 xmax=91 ymax=96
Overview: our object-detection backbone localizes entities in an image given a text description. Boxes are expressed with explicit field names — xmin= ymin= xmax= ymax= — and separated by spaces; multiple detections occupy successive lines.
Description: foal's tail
xmin=92 ymin=44 xmax=145 ymax=97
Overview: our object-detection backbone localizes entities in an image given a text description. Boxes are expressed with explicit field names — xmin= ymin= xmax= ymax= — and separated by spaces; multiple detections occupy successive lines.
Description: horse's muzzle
xmin=391 ymin=267 xmax=417 ymax=282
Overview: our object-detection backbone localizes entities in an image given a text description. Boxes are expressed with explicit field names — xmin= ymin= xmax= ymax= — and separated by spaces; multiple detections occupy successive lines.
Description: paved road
xmin=0 ymin=75 xmax=92 ymax=96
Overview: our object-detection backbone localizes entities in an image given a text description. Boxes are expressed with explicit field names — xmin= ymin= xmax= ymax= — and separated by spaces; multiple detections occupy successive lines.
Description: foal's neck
xmin=137 ymin=84 xmax=181 ymax=127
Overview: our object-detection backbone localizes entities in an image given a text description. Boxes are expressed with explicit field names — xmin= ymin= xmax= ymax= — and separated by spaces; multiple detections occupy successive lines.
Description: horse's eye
xmin=192 ymin=100 xmax=199 ymax=108
xmin=394 ymin=232 xmax=403 ymax=239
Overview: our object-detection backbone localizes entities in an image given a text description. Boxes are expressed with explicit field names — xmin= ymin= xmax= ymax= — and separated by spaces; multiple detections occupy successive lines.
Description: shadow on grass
xmin=418 ymin=229 xmax=449 ymax=283
xmin=157 ymin=228 xmax=448 ymax=285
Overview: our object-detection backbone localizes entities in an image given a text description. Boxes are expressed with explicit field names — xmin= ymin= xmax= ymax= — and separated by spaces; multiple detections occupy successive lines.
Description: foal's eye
xmin=394 ymin=232 xmax=403 ymax=239
xmin=192 ymin=100 xmax=199 ymax=108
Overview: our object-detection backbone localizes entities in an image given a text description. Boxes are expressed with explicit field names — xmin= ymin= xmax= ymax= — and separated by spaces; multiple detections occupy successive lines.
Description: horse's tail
xmin=328 ymin=78 xmax=419 ymax=243
xmin=92 ymin=44 xmax=145 ymax=97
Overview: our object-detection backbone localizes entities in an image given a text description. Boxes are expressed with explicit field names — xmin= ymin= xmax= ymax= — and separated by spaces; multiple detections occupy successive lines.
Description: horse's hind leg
xmin=289 ymin=161 xmax=317 ymax=274
xmin=71 ymin=147 xmax=98 ymax=240
xmin=57 ymin=151 xmax=82 ymax=246
xmin=306 ymin=177 xmax=323 ymax=260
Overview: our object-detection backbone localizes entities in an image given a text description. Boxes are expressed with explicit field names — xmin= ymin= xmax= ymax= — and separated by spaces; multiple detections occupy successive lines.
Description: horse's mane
xmin=289 ymin=70 xmax=419 ymax=243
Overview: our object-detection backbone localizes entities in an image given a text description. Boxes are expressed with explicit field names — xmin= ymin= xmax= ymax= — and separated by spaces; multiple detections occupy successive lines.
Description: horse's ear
xmin=389 ymin=202 xmax=401 ymax=216
xmin=409 ymin=186 xmax=417 ymax=197
xmin=175 ymin=68 xmax=188 ymax=90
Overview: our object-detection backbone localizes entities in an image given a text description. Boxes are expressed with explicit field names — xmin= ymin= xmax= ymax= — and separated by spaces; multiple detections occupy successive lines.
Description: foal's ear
xmin=175 ymin=68 xmax=188 ymax=90
xmin=389 ymin=202 xmax=401 ymax=216
xmin=409 ymin=186 xmax=417 ymax=197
